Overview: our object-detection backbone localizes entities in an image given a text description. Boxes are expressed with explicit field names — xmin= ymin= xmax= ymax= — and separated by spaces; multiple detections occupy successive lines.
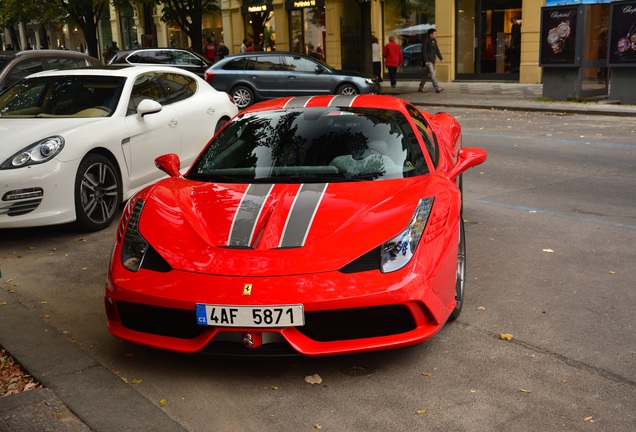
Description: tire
xmin=214 ymin=116 xmax=229 ymax=134
xmin=448 ymin=216 xmax=465 ymax=321
xmin=336 ymin=83 xmax=359 ymax=96
xmin=74 ymin=153 xmax=122 ymax=232
xmin=231 ymin=86 xmax=254 ymax=110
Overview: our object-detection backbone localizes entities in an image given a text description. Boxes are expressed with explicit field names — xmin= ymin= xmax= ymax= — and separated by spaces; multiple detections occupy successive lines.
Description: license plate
xmin=195 ymin=304 xmax=304 ymax=328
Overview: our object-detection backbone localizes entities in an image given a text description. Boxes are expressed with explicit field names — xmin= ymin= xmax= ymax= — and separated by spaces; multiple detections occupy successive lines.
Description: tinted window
xmin=189 ymin=107 xmax=428 ymax=183
xmin=140 ymin=51 xmax=172 ymax=64
xmin=6 ymin=59 xmax=44 ymax=87
xmin=158 ymin=72 xmax=196 ymax=104
xmin=46 ymin=57 xmax=89 ymax=70
xmin=254 ymin=55 xmax=286 ymax=71
xmin=128 ymin=73 xmax=165 ymax=115
xmin=0 ymin=76 xmax=124 ymax=117
xmin=283 ymin=55 xmax=318 ymax=72
xmin=172 ymin=50 xmax=204 ymax=66
xmin=223 ymin=58 xmax=250 ymax=71
xmin=406 ymin=105 xmax=438 ymax=168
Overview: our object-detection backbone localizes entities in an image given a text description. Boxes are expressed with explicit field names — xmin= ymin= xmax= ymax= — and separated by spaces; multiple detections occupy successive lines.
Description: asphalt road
xmin=1 ymin=108 xmax=635 ymax=431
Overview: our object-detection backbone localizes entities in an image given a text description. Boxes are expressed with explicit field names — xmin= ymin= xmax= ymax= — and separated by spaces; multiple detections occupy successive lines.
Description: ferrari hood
xmin=139 ymin=178 xmax=430 ymax=276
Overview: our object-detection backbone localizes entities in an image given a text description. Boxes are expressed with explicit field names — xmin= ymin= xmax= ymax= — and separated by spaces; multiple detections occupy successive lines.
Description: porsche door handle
xmin=169 ymin=119 xmax=179 ymax=128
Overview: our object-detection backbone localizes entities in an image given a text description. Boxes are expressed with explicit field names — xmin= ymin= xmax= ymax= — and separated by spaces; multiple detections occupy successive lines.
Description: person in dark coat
xmin=418 ymin=29 xmax=443 ymax=93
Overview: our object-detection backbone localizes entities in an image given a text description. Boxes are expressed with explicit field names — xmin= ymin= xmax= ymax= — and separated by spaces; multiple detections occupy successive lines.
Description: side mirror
xmin=315 ymin=65 xmax=325 ymax=74
xmin=136 ymin=99 xmax=163 ymax=119
xmin=155 ymin=154 xmax=181 ymax=177
xmin=448 ymin=147 xmax=487 ymax=181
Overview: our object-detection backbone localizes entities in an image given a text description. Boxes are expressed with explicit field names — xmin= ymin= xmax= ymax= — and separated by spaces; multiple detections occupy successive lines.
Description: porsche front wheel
xmin=74 ymin=154 xmax=122 ymax=232
xmin=449 ymin=216 xmax=466 ymax=321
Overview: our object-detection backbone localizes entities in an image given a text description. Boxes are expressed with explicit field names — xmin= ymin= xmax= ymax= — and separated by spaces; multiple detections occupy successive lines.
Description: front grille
xmin=116 ymin=302 xmax=205 ymax=339
xmin=0 ymin=198 xmax=42 ymax=216
xmin=299 ymin=305 xmax=416 ymax=342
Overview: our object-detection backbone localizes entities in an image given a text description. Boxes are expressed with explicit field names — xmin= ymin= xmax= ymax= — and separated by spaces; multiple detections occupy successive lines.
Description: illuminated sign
xmin=241 ymin=1 xmax=273 ymax=14
xmin=285 ymin=0 xmax=324 ymax=10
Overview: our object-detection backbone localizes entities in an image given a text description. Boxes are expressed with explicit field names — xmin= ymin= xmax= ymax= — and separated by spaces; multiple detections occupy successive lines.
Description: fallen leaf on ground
xmin=304 ymin=374 xmax=322 ymax=385
xmin=159 ymin=399 xmax=167 ymax=405
xmin=542 ymin=249 xmax=554 ymax=253
xmin=584 ymin=416 xmax=594 ymax=422
xmin=421 ymin=372 xmax=433 ymax=377
xmin=519 ymin=388 xmax=531 ymax=393
xmin=416 ymin=409 xmax=428 ymax=415
xmin=499 ymin=333 xmax=513 ymax=340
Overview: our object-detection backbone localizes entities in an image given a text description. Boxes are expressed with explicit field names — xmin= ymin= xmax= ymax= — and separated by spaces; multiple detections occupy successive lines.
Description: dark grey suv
xmin=204 ymin=52 xmax=381 ymax=109
xmin=0 ymin=50 xmax=101 ymax=92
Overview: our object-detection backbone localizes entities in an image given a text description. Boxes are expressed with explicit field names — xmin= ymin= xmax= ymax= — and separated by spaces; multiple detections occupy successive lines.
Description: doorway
xmin=456 ymin=0 xmax=522 ymax=80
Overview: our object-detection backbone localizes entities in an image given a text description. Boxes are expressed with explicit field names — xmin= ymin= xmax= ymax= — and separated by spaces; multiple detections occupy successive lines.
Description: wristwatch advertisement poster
xmin=608 ymin=1 xmax=636 ymax=66
xmin=540 ymin=6 xmax=579 ymax=66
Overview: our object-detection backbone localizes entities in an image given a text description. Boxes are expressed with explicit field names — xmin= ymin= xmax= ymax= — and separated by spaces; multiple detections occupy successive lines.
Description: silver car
xmin=204 ymin=52 xmax=381 ymax=109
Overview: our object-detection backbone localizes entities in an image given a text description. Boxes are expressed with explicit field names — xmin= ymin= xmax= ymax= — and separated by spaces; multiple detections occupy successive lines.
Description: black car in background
xmin=108 ymin=48 xmax=212 ymax=78
xmin=0 ymin=50 xmax=101 ymax=92
xmin=204 ymin=52 xmax=381 ymax=109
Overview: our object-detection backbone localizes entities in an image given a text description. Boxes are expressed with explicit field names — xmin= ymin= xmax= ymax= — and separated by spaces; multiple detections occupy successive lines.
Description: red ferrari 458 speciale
xmin=105 ymin=94 xmax=487 ymax=356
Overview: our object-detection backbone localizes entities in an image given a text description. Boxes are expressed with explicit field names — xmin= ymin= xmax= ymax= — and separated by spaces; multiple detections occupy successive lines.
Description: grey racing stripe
xmin=279 ymin=183 xmax=328 ymax=248
xmin=328 ymin=95 xmax=357 ymax=107
xmin=283 ymin=96 xmax=314 ymax=109
xmin=228 ymin=184 xmax=273 ymax=247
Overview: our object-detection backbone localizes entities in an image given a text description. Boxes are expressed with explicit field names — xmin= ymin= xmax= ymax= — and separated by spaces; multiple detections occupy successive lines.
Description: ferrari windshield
xmin=0 ymin=75 xmax=125 ymax=118
xmin=189 ymin=106 xmax=428 ymax=183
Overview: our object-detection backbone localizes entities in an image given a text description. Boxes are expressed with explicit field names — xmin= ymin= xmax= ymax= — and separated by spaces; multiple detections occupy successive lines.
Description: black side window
xmin=128 ymin=73 xmax=165 ymax=115
xmin=255 ymin=55 xmax=286 ymax=71
xmin=406 ymin=104 xmax=439 ymax=168
xmin=158 ymin=72 xmax=196 ymax=105
xmin=224 ymin=58 xmax=250 ymax=71
xmin=6 ymin=59 xmax=44 ymax=87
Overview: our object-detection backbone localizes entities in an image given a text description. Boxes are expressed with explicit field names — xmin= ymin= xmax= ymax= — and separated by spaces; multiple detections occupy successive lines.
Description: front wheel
xmin=74 ymin=154 xmax=121 ymax=232
xmin=336 ymin=84 xmax=359 ymax=96
xmin=448 ymin=216 xmax=466 ymax=321
xmin=231 ymin=86 xmax=254 ymax=110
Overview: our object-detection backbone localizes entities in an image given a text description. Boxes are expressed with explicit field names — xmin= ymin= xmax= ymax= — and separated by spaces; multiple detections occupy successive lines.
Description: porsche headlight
xmin=1 ymin=136 xmax=65 ymax=169
xmin=380 ymin=197 xmax=434 ymax=273
xmin=121 ymin=199 xmax=148 ymax=272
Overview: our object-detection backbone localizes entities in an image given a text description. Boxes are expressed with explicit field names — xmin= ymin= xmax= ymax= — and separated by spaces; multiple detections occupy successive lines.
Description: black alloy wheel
xmin=74 ymin=153 xmax=121 ymax=232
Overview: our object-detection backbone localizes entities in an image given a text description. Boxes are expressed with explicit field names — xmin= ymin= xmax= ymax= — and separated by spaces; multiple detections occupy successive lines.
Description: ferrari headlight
xmin=380 ymin=197 xmax=434 ymax=273
xmin=1 ymin=136 xmax=65 ymax=169
xmin=121 ymin=199 xmax=148 ymax=272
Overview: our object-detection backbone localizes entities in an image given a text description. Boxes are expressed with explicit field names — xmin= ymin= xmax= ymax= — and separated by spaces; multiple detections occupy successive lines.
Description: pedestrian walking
xmin=372 ymin=36 xmax=382 ymax=82
xmin=204 ymin=37 xmax=216 ymax=62
xmin=217 ymin=42 xmax=229 ymax=59
xmin=418 ymin=28 xmax=444 ymax=93
xmin=383 ymin=36 xmax=403 ymax=88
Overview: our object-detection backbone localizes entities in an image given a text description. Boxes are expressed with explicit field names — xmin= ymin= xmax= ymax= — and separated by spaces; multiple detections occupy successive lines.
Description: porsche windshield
xmin=0 ymin=75 xmax=125 ymax=118
xmin=189 ymin=106 xmax=428 ymax=183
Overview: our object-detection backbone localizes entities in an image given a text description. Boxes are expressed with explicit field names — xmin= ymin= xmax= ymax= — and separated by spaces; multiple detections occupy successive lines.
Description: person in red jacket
xmin=383 ymin=36 xmax=403 ymax=88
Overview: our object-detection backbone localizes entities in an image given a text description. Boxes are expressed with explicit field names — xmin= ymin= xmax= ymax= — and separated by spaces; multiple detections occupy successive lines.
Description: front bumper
xmin=105 ymin=266 xmax=454 ymax=356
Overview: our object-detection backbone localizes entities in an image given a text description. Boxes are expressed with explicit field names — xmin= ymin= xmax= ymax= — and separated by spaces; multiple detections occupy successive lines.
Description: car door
xmin=247 ymin=54 xmax=289 ymax=98
xmin=156 ymin=71 xmax=217 ymax=168
xmin=282 ymin=55 xmax=332 ymax=96
xmin=123 ymin=72 xmax=181 ymax=189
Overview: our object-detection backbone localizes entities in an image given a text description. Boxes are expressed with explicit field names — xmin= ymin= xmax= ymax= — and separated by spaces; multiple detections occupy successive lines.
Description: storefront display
xmin=608 ymin=1 xmax=636 ymax=66
xmin=540 ymin=6 xmax=580 ymax=66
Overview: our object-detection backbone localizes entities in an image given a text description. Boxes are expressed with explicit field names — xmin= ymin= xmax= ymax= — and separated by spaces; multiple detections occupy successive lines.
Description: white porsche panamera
xmin=0 ymin=65 xmax=238 ymax=231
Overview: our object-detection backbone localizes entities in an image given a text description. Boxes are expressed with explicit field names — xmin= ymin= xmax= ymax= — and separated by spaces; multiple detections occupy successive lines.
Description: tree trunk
xmin=358 ymin=1 xmax=373 ymax=77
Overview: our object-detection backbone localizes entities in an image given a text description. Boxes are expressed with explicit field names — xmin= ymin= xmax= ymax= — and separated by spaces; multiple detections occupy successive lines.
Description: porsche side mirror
xmin=136 ymin=99 xmax=163 ymax=119
xmin=448 ymin=147 xmax=487 ymax=181
xmin=155 ymin=153 xmax=181 ymax=177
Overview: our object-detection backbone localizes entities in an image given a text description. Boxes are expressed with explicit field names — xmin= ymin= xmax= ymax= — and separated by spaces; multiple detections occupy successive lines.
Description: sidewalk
xmin=383 ymin=80 xmax=636 ymax=117
xmin=0 ymin=80 xmax=634 ymax=432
